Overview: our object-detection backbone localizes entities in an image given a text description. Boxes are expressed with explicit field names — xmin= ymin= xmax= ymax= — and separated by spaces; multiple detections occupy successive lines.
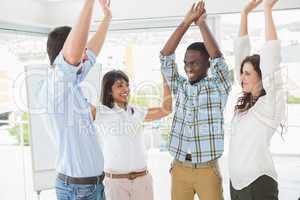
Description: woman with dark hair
xmin=93 ymin=70 xmax=172 ymax=200
xmin=229 ymin=0 xmax=286 ymax=199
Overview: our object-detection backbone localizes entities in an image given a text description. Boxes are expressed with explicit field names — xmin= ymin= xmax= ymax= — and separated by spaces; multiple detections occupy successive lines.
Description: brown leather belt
xmin=173 ymin=159 xmax=217 ymax=169
xmin=57 ymin=173 xmax=105 ymax=185
xmin=105 ymin=170 xmax=148 ymax=180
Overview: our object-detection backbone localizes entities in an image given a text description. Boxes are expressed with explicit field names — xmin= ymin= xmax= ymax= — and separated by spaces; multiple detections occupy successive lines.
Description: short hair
xmin=186 ymin=42 xmax=209 ymax=60
xmin=47 ymin=26 xmax=71 ymax=65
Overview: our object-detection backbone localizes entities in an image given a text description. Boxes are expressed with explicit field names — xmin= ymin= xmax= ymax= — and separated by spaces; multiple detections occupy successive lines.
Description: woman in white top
xmin=229 ymin=0 xmax=286 ymax=199
xmin=93 ymin=70 xmax=172 ymax=200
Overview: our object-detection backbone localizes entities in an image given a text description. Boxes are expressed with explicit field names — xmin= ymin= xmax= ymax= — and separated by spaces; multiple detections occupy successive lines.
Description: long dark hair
xmin=235 ymin=54 xmax=266 ymax=113
xmin=235 ymin=54 xmax=286 ymax=138
xmin=100 ymin=70 xmax=129 ymax=108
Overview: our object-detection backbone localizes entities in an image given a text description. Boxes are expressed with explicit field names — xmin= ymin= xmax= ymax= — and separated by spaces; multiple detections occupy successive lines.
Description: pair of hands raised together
xmin=183 ymin=0 xmax=278 ymax=26
xmin=243 ymin=0 xmax=278 ymax=14
xmin=99 ymin=0 xmax=112 ymax=19
xmin=184 ymin=1 xmax=206 ymax=26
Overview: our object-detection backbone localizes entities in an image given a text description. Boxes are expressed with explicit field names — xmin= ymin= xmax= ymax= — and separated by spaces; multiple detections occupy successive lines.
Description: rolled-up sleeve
xmin=77 ymin=49 xmax=97 ymax=82
xmin=210 ymin=57 xmax=232 ymax=95
xmin=53 ymin=53 xmax=80 ymax=83
xmin=53 ymin=49 xmax=97 ymax=84
xmin=46 ymin=49 xmax=97 ymax=107
xmin=160 ymin=53 xmax=185 ymax=95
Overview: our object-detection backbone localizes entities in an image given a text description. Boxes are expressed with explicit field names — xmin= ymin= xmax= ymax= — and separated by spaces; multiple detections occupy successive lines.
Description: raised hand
xmin=160 ymin=1 xmax=204 ymax=56
xmin=243 ymin=0 xmax=262 ymax=14
xmin=86 ymin=0 xmax=112 ymax=56
xmin=194 ymin=1 xmax=206 ymax=26
xmin=263 ymin=0 xmax=278 ymax=9
xmin=239 ymin=0 xmax=262 ymax=36
xmin=183 ymin=1 xmax=202 ymax=25
xmin=99 ymin=0 xmax=112 ymax=19
xmin=62 ymin=0 xmax=95 ymax=65
xmin=264 ymin=0 xmax=278 ymax=40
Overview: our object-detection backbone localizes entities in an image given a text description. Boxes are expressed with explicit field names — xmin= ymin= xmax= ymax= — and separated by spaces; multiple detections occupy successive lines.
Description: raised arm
xmin=253 ymin=0 xmax=285 ymax=129
xmin=240 ymin=0 xmax=262 ymax=37
xmin=62 ymin=0 xmax=95 ymax=65
xmin=193 ymin=2 xmax=232 ymax=94
xmin=264 ymin=0 xmax=278 ymax=41
xmin=144 ymin=76 xmax=172 ymax=122
xmin=91 ymin=104 xmax=96 ymax=120
xmin=195 ymin=1 xmax=222 ymax=58
xmin=160 ymin=2 xmax=202 ymax=95
xmin=87 ymin=0 xmax=112 ymax=56
xmin=260 ymin=0 xmax=281 ymax=78
xmin=161 ymin=2 xmax=201 ymax=56
xmin=234 ymin=1 xmax=262 ymax=83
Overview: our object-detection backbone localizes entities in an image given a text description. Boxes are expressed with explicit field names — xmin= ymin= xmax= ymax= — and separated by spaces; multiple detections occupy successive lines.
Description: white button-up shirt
xmin=95 ymin=104 xmax=148 ymax=173
xmin=229 ymin=36 xmax=287 ymax=190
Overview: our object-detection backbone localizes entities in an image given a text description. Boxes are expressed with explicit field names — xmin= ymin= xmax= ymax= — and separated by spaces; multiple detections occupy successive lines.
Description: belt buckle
xmin=128 ymin=172 xmax=136 ymax=180
xmin=62 ymin=174 xmax=69 ymax=184
xmin=183 ymin=160 xmax=196 ymax=169
xmin=182 ymin=160 xmax=198 ymax=169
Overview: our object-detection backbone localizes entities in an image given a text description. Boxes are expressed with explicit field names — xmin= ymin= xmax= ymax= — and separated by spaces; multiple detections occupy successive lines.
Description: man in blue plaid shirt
xmin=160 ymin=1 xmax=232 ymax=200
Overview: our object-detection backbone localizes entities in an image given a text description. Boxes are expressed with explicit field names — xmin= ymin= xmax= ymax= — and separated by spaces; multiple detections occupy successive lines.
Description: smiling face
xmin=240 ymin=62 xmax=262 ymax=95
xmin=111 ymin=79 xmax=130 ymax=107
xmin=184 ymin=49 xmax=209 ymax=82
xmin=101 ymin=70 xmax=130 ymax=109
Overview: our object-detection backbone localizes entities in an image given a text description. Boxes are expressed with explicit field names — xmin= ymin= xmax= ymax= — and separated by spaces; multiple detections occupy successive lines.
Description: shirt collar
xmin=112 ymin=103 xmax=127 ymax=112
xmin=189 ymin=74 xmax=207 ymax=85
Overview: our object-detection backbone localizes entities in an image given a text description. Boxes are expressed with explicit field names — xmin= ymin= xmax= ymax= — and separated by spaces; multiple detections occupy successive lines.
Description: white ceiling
xmin=1 ymin=0 xmax=300 ymax=33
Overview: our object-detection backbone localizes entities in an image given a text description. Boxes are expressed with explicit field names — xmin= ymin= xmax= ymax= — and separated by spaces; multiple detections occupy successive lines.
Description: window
xmin=0 ymin=9 xmax=299 ymax=200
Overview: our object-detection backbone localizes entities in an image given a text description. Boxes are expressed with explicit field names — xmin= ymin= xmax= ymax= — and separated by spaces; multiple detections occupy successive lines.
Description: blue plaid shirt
xmin=160 ymin=53 xmax=232 ymax=163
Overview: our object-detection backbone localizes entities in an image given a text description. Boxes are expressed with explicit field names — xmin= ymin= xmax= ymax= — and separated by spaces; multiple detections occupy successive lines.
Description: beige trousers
xmin=103 ymin=173 xmax=153 ymax=200
xmin=171 ymin=160 xmax=223 ymax=200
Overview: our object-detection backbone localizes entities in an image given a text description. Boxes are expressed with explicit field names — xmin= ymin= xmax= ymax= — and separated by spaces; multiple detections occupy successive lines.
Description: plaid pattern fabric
xmin=160 ymin=53 xmax=232 ymax=163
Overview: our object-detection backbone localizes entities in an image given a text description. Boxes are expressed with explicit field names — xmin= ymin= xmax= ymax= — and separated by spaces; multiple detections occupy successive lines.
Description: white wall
xmin=44 ymin=0 xmax=300 ymax=25
xmin=0 ymin=0 xmax=46 ymax=26
xmin=41 ymin=1 xmax=83 ymax=27
xmin=0 ymin=0 xmax=300 ymax=31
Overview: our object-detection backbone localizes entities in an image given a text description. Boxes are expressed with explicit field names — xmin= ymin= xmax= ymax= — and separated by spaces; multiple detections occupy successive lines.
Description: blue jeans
xmin=55 ymin=178 xmax=105 ymax=200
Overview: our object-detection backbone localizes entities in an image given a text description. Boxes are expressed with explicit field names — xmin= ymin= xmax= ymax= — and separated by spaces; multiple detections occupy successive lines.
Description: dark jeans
xmin=230 ymin=175 xmax=278 ymax=200
xmin=56 ymin=178 xmax=105 ymax=200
